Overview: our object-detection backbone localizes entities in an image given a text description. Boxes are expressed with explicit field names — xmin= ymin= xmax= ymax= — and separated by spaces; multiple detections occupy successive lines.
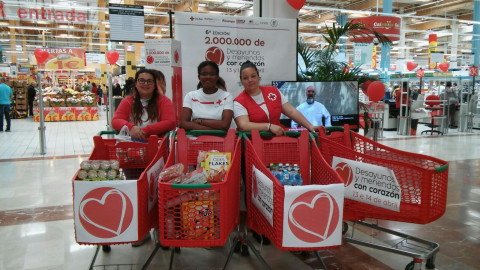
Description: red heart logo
xmin=288 ymin=190 xmax=340 ymax=243
xmin=406 ymin=61 xmax=417 ymax=71
xmin=79 ymin=188 xmax=133 ymax=238
xmin=34 ymin=48 xmax=50 ymax=64
xmin=106 ymin=51 xmax=119 ymax=65
xmin=439 ymin=62 xmax=449 ymax=72
xmin=334 ymin=162 xmax=353 ymax=186
xmin=286 ymin=0 xmax=306 ymax=10
xmin=205 ymin=47 xmax=225 ymax=65
xmin=146 ymin=55 xmax=154 ymax=64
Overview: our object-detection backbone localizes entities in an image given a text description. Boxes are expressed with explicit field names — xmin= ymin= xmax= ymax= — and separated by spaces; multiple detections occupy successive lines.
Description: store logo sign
xmin=205 ymin=46 xmax=225 ymax=65
xmin=3 ymin=2 xmax=87 ymax=23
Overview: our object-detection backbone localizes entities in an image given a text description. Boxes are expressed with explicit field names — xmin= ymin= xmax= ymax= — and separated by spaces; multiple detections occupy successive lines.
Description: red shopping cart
xmin=157 ymin=129 xmax=241 ymax=270
xmin=316 ymin=125 xmax=449 ymax=270
xmin=73 ymin=133 xmax=169 ymax=269
xmin=243 ymin=130 xmax=345 ymax=269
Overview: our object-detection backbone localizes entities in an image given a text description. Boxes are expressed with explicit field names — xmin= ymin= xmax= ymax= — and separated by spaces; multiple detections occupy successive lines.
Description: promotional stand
xmin=242 ymin=130 xmax=345 ymax=269
xmin=72 ymin=134 xmax=168 ymax=269
xmin=157 ymin=129 xmax=241 ymax=270
xmin=316 ymin=126 xmax=449 ymax=270
xmin=33 ymin=49 xmax=49 ymax=155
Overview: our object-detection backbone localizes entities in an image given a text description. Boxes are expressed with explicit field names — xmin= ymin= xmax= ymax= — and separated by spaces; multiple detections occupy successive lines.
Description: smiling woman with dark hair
xmin=112 ymin=69 xmax=176 ymax=141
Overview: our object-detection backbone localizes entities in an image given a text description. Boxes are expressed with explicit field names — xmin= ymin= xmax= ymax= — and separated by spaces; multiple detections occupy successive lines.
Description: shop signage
xmin=417 ymin=68 xmax=425 ymax=78
xmin=470 ymin=66 xmax=478 ymax=77
xmin=350 ymin=16 xmax=401 ymax=42
xmin=36 ymin=48 xmax=86 ymax=71
xmin=0 ymin=1 xmax=94 ymax=23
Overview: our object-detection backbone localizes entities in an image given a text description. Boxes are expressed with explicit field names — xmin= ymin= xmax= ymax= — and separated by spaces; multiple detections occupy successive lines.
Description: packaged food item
xmin=78 ymin=170 xmax=88 ymax=180
xmin=159 ymin=163 xmax=185 ymax=182
xmin=100 ymin=160 xmax=111 ymax=170
xmin=197 ymin=150 xmax=219 ymax=169
xmin=204 ymin=152 xmax=231 ymax=182
xmin=181 ymin=168 xmax=207 ymax=184
xmin=80 ymin=161 xmax=91 ymax=170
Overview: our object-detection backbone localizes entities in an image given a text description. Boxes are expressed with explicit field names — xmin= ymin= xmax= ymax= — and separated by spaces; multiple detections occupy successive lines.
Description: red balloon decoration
xmin=406 ymin=61 xmax=417 ymax=71
xmin=367 ymin=81 xmax=386 ymax=103
xmin=425 ymin=94 xmax=441 ymax=106
xmin=439 ymin=62 xmax=449 ymax=72
xmin=34 ymin=48 xmax=50 ymax=64
xmin=287 ymin=0 xmax=306 ymax=10
xmin=106 ymin=51 xmax=119 ymax=65
xmin=360 ymin=80 xmax=371 ymax=95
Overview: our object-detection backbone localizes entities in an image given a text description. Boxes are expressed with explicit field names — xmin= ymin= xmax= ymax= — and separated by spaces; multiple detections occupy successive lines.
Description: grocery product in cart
xmin=243 ymin=130 xmax=345 ymax=269
xmin=72 ymin=134 xmax=169 ymax=269
xmin=158 ymin=129 xmax=241 ymax=270
xmin=316 ymin=125 xmax=449 ymax=270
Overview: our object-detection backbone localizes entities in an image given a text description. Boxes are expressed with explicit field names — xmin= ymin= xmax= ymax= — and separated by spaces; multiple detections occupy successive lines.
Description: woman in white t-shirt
xmin=180 ymin=61 xmax=233 ymax=130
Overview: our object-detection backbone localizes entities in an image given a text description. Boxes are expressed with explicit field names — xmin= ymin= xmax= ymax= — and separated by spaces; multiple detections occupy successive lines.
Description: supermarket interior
xmin=1 ymin=1 xmax=480 ymax=270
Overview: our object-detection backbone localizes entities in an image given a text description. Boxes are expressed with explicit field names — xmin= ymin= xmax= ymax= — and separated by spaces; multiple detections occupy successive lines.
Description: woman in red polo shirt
xmin=233 ymin=61 xmax=315 ymax=135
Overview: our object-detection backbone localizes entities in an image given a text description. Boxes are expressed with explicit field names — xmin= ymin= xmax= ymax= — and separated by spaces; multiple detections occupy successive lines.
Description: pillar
xmin=380 ymin=0 xmax=392 ymax=82
xmin=473 ymin=0 xmax=480 ymax=66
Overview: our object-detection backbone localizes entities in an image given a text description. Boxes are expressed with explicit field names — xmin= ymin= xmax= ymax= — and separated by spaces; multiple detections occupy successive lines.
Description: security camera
xmin=373 ymin=38 xmax=379 ymax=45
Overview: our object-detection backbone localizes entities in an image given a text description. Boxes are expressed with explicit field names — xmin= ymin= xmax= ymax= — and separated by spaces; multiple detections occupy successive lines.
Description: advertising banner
xmin=282 ymin=184 xmax=344 ymax=248
xmin=332 ymin=156 xmax=401 ymax=212
xmin=74 ymin=180 xmax=139 ymax=243
xmin=175 ymin=12 xmax=297 ymax=99
xmin=37 ymin=48 xmax=86 ymax=71
xmin=354 ymin=43 xmax=373 ymax=69
xmin=251 ymin=166 xmax=274 ymax=226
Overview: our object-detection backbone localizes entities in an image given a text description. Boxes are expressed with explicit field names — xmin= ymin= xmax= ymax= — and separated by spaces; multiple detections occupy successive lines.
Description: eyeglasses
xmin=199 ymin=73 xmax=218 ymax=77
xmin=137 ymin=79 xmax=155 ymax=85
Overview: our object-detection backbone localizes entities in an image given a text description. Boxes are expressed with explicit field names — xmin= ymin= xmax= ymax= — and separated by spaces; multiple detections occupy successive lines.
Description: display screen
xmin=272 ymin=81 xmax=359 ymax=129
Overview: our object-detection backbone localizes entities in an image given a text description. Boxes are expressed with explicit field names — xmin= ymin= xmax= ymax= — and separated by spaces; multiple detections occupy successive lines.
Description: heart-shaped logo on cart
xmin=288 ymin=190 xmax=339 ymax=243
xmin=79 ymin=188 xmax=133 ymax=238
xmin=334 ymin=162 xmax=353 ymax=186
xmin=205 ymin=47 xmax=225 ymax=65
xmin=286 ymin=0 xmax=306 ymax=10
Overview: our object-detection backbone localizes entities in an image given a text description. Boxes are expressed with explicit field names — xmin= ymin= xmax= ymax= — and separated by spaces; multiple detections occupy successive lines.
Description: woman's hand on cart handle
xmin=269 ymin=123 xmax=286 ymax=136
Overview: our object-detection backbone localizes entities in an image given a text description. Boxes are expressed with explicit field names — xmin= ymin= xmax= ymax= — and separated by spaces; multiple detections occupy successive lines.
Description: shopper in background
xmin=151 ymin=69 xmax=167 ymax=95
xmin=113 ymin=83 xmax=122 ymax=96
xmin=181 ymin=61 xmax=233 ymax=131
xmin=233 ymin=61 xmax=315 ymax=136
xmin=0 ymin=77 xmax=13 ymax=132
xmin=123 ymin=77 xmax=134 ymax=96
xmin=112 ymin=69 xmax=176 ymax=141
xmin=396 ymin=81 xmax=419 ymax=135
xmin=291 ymin=84 xmax=331 ymax=128
xmin=27 ymin=82 xmax=36 ymax=117
xmin=74 ymin=82 xmax=82 ymax=92
xmin=445 ymin=81 xmax=459 ymax=128
xmin=97 ymin=84 xmax=103 ymax=105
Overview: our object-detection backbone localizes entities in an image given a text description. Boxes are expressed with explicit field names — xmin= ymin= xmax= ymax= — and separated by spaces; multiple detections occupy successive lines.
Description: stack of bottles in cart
xmin=268 ymin=163 xmax=303 ymax=186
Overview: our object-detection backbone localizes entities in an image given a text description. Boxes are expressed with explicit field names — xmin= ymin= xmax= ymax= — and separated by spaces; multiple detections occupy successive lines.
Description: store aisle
xmin=0 ymin=114 xmax=479 ymax=269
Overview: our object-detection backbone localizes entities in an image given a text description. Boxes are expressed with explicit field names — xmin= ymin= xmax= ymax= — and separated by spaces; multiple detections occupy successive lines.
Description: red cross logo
xmin=216 ymin=99 xmax=222 ymax=105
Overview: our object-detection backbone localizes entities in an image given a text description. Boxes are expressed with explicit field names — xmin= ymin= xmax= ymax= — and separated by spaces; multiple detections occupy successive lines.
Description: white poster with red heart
xmin=282 ymin=184 xmax=344 ymax=247
xmin=146 ymin=157 xmax=165 ymax=212
xmin=252 ymin=166 xmax=274 ymax=226
xmin=332 ymin=157 xmax=401 ymax=212
xmin=175 ymin=12 xmax=296 ymax=100
xmin=73 ymin=180 xmax=139 ymax=243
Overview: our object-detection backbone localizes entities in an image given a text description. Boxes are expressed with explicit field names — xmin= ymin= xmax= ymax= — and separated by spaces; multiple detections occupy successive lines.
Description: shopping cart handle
xmin=185 ymin=130 xmax=228 ymax=136
xmin=435 ymin=164 xmax=449 ymax=173
xmin=171 ymin=183 xmax=212 ymax=189
xmin=324 ymin=126 xmax=345 ymax=132
xmin=240 ymin=131 xmax=305 ymax=137
xmin=97 ymin=130 xmax=119 ymax=136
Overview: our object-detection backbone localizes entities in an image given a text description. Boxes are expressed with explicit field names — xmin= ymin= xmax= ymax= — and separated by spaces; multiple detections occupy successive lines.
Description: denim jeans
xmin=0 ymin=104 xmax=11 ymax=131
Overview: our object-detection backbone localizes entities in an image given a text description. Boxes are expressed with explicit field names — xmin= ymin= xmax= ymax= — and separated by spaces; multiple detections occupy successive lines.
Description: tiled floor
xmin=0 ymin=108 xmax=479 ymax=270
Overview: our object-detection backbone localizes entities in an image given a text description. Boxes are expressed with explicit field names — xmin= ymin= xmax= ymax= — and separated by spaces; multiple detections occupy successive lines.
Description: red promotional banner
xmin=417 ymin=68 xmax=425 ymax=78
xmin=428 ymin=34 xmax=437 ymax=69
xmin=469 ymin=66 xmax=478 ymax=77
xmin=37 ymin=48 xmax=86 ymax=71
xmin=350 ymin=16 xmax=401 ymax=42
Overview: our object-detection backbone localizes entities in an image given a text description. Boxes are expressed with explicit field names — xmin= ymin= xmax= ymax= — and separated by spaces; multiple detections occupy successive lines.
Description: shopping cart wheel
xmin=234 ymin=240 xmax=242 ymax=253
xmin=405 ymin=261 xmax=414 ymax=270
xmin=426 ymin=257 xmax=435 ymax=269
xmin=240 ymin=244 xmax=249 ymax=257
xmin=102 ymin=245 xmax=111 ymax=252
xmin=342 ymin=222 xmax=348 ymax=235
xmin=174 ymin=247 xmax=181 ymax=253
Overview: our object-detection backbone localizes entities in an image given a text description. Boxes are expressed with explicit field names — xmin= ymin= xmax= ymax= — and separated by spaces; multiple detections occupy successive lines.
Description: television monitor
xmin=272 ymin=81 xmax=359 ymax=130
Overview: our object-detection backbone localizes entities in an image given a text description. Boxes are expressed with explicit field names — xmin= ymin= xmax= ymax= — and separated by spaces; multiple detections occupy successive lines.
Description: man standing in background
xmin=0 ymin=77 xmax=13 ymax=132
xmin=27 ymin=81 xmax=36 ymax=117
xmin=291 ymin=85 xmax=331 ymax=128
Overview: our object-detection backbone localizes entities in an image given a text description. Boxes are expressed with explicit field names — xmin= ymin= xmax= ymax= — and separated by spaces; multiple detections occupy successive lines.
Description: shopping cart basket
xmin=243 ymin=130 xmax=345 ymax=269
xmin=73 ymin=133 xmax=168 ymax=269
xmin=316 ymin=125 xmax=449 ymax=270
xmin=158 ymin=129 xmax=241 ymax=270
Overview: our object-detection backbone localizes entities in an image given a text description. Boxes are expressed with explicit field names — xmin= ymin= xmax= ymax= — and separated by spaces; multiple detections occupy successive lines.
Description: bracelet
xmin=268 ymin=123 xmax=271 ymax=132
